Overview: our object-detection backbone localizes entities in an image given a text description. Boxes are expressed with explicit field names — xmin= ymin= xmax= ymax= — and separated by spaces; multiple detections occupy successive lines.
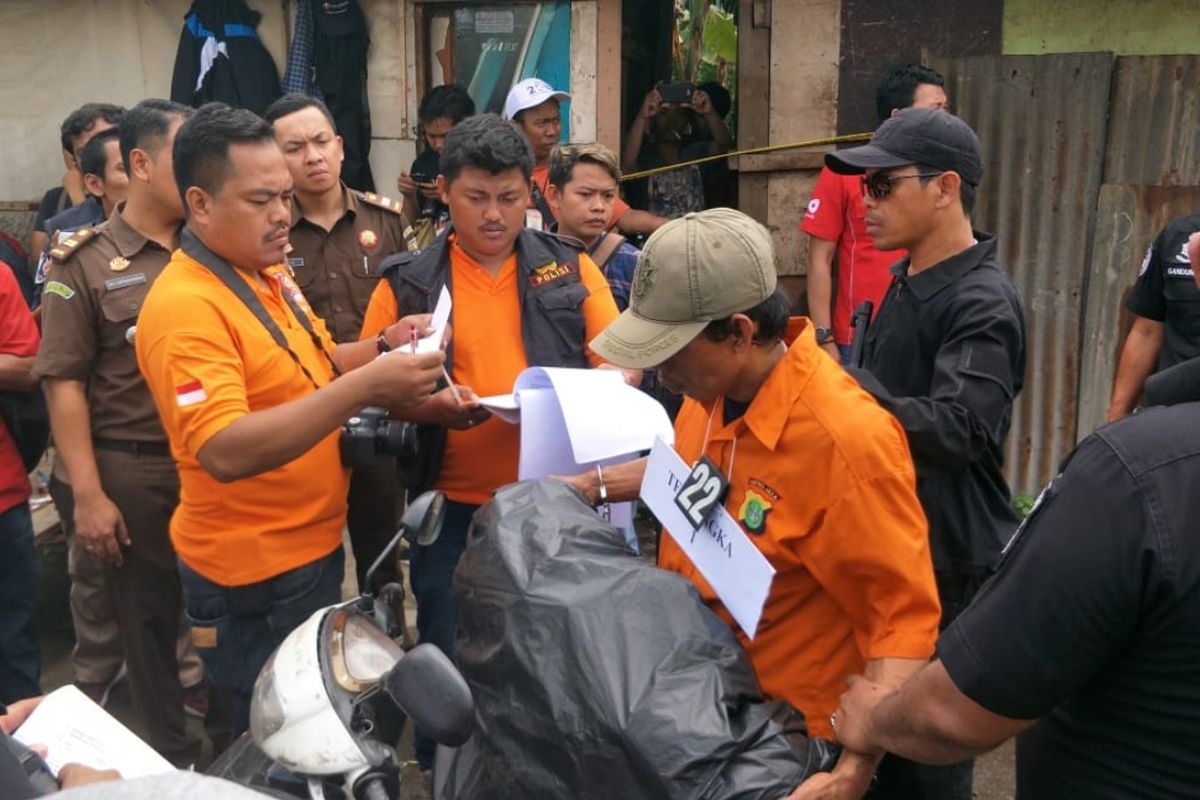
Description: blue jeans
xmin=178 ymin=546 xmax=344 ymax=736
xmin=837 ymin=343 xmax=854 ymax=366
xmin=0 ymin=502 xmax=40 ymax=702
xmin=410 ymin=500 xmax=475 ymax=769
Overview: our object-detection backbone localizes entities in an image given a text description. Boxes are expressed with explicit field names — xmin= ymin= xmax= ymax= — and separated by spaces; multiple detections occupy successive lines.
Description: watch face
xmin=815 ymin=326 xmax=833 ymax=343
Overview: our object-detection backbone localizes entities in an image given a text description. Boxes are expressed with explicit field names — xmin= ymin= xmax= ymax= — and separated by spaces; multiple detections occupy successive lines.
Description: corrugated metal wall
xmin=930 ymin=53 xmax=1114 ymax=495
xmin=1105 ymin=56 xmax=1200 ymax=186
xmin=925 ymin=53 xmax=1200 ymax=495
xmin=1078 ymin=185 xmax=1200 ymax=435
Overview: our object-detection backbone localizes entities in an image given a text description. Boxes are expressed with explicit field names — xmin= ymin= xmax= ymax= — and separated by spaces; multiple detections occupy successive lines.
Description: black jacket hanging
xmin=311 ymin=0 xmax=374 ymax=191
xmin=170 ymin=0 xmax=282 ymax=115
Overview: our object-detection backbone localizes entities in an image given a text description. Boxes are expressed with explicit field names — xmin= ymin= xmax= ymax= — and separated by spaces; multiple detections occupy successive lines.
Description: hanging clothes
xmin=281 ymin=0 xmax=318 ymax=96
xmin=311 ymin=0 xmax=374 ymax=192
xmin=170 ymin=0 xmax=282 ymax=116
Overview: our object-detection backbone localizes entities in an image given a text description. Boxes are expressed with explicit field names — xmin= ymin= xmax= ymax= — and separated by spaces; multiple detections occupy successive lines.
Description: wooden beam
xmin=595 ymin=0 xmax=622 ymax=152
xmin=733 ymin=151 xmax=827 ymax=173
xmin=737 ymin=0 xmax=771 ymax=224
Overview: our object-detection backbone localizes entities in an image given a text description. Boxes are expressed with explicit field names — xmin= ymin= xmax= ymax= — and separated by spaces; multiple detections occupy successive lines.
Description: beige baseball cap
xmin=590 ymin=208 xmax=777 ymax=369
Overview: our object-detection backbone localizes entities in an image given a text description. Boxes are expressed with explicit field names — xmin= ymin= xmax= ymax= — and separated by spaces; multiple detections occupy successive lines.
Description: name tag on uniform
xmin=641 ymin=437 xmax=774 ymax=637
xmin=104 ymin=273 xmax=147 ymax=291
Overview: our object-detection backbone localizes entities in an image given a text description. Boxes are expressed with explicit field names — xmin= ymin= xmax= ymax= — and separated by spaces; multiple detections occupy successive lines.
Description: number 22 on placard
xmin=674 ymin=455 xmax=730 ymax=529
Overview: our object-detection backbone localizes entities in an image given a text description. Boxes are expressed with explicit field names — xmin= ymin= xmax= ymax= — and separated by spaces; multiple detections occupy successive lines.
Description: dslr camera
xmin=340 ymin=406 xmax=418 ymax=467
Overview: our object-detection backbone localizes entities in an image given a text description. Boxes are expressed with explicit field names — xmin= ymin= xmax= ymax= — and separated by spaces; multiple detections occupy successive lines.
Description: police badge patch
xmin=737 ymin=489 xmax=773 ymax=534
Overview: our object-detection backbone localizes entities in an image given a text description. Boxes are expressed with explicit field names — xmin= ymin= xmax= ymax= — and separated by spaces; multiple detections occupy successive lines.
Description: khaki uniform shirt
xmin=34 ymin=206 xmax=175 ymax=443
xmin=288 ymin=185 xmax=411 ymax=343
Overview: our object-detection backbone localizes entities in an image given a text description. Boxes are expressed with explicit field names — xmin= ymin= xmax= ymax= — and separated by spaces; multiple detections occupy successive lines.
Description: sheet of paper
xmin=640 ymin=437 xmax=775 ymax=638
xmin=416 ymin=285 xmax=452 ymax=354
xmin=478 ymin=393 xmax=520 ymax=424
xmin=14 ymin=684 xmax=175 ymax=778
xmin=513 ymin=386 xmax=634 ymax=528
xmin=514 ymin=367 xmax=675 ymax=461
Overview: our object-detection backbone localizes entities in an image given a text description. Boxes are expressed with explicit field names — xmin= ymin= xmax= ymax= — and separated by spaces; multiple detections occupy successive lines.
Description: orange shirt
xmin=660 ymin=318 xmax=940 ymax=738
xmin=360 ymin=237 xmax=618 ymax=505
xmin=135 ymin=248 xmax=347 ymax=586
xmin=532 ymin=164 xmax=630 ymax=230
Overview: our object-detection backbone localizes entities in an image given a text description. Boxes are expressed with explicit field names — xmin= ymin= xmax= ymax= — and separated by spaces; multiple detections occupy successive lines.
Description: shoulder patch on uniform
xmin=44 ymin=280 xmax=76 ymax=300
xmin=357 ymin=191 xmax=404 ymax=215
xmin=49 ymin=225 xmax=100 ymax=263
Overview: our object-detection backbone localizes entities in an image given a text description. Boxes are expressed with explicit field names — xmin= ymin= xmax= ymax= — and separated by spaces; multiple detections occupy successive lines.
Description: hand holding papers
xmin=13 ymin=684 xmax=175 ymax=779
xmin=479 ymin=367 xmax=674 ymax=527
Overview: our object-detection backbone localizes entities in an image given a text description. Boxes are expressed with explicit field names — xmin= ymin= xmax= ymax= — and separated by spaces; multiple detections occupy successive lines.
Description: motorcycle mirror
xmin=403 ymin=490 xmax=446 ymax=548
xmin=382 ymin=644 xmax=474 ymax=747
xmin=362 ymin=491 xmax=447 ymax=593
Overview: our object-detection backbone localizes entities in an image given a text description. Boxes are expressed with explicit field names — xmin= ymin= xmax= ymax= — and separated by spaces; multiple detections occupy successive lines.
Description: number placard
xmin=673 ymin=455 xmax=730 ymax=530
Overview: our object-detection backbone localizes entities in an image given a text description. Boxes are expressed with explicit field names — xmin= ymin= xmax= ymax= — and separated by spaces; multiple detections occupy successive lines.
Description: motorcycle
xmin=209 ymin=491 xmax=474 ymax=800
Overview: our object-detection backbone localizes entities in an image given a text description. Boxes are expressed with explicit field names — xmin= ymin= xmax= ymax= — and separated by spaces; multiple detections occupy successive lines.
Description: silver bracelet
xmin=595 ymin=465 xmax=608 ymax=506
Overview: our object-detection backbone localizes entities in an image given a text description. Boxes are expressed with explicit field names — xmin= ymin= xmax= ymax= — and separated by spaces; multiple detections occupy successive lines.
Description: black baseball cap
xmin=826 ymin=107 xmax=983 ymax=186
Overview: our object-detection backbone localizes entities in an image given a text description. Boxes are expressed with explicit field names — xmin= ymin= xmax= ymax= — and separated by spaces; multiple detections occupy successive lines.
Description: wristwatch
xmin=814 ymin=326 xmax=834 ymax=345
xmin=376 ymin=330 xmax=393 ymax=354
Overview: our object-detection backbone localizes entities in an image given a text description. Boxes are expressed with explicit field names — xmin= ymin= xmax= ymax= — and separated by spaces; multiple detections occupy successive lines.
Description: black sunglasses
xmin=861 ymin=171 xmax=945 ymax=200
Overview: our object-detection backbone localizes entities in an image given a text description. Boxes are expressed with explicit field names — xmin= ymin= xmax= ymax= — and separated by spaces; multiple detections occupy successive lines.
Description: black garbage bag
xmin=437 ymin=479 xmax=839 ymax=800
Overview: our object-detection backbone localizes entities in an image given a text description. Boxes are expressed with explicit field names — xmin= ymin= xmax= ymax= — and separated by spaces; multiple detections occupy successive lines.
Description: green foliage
xmin=671 ymin=0 xmax=738 ymax=127
xmin=1012 ymin=493 xmax=1036 ymax=518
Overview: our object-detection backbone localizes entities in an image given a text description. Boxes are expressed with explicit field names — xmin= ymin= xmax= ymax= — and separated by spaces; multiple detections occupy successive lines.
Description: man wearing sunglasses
xmin=823 ymin=107 xmax=1026 ymax=799
xmin=801 ymin=64 xmax=947 ymax=365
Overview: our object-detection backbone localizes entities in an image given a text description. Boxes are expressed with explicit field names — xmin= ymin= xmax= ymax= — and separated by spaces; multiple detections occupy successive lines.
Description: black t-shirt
xmin=854 ymin=234 xmax=1026 ymax=577
xmin=937 ymin=402 xmax=1200 ymax=799
xmin=33 ymin=186 xmax=71 ymax=233
xmin=1127 ymin=211 xmax=1200 ymax=369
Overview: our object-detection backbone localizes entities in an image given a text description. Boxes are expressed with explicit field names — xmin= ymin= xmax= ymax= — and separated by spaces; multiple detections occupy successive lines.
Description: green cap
xmin=590 ymin=208 xmax=777 ymax=369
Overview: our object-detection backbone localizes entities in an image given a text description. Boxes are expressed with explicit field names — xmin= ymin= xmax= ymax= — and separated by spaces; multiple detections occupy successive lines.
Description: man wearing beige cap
xmin=563 ymin=208 xmax=942 ymax=798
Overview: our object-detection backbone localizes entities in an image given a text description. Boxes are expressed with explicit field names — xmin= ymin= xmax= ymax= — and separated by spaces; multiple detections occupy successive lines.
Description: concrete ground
xmin=31 ymin=497 xmax=1015 ymax=800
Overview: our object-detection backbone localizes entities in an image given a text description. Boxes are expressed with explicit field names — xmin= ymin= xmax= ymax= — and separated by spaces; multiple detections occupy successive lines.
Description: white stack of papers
xmin=13 ymin=684 xmax=175 ymax=778
xmin=480 ymin=367 xmax=674 ymax=526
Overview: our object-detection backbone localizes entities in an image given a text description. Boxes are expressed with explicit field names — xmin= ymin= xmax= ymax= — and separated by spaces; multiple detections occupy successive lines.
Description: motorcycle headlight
xmin=329 ymin=609 xmax=405 ymax=693
xmin=248 ymin=649 xmax=287 ymax=740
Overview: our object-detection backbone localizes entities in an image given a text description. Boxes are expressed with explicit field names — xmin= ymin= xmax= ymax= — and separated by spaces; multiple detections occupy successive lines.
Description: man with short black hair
xmin=359 ymin=112 xmax=621 ymax=769
xmin=37 ymin=98 xmax=208 ymax=764
xmin=802 ymin=64 xmax=947 ymax=364
xmin=825 ymin=107 xmax=1025 ymax=798
xmin=503 ymin=78 xmax=666 ymax=236
xmin=135 ymin=102 xmax=448 ymax=735
xmin=77 ymin=129 xmax=129 ymax=218
xmin=398 ymin=83 xmax=475 ymax=229
xmin=264 ymin=92 xmax=415 ymax=591
xmin=545 ymin=142 xmax=640 ymax=310
xmin=32 ymin=104 xmax=127 ymax=258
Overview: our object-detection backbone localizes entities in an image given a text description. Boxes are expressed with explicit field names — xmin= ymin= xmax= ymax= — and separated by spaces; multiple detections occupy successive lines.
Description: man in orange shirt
xmin=359 ymin=112 xmax=620 ymax=769
xmin=502 ymin=78 xmax=666 ymax=235
xmin=563 ymin=209 xmax=941 ymax=799
xmin=135 ymin=103 xmax=453 ymax=736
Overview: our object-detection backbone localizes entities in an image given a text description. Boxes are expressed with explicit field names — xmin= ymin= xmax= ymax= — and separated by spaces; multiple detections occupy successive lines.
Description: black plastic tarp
xmin=437 ymin=479 xmax=838 ymax=799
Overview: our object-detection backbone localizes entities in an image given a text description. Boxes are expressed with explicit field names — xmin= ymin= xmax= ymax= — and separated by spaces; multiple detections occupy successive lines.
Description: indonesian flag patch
xmin=175 ymin=380 xmax=207 ymax=407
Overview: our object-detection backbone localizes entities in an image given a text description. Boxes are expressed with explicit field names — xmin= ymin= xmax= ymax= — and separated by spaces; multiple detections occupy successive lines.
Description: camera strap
xmin=181 ymin=228 xmax=340 ymax=391
xmin=529 ymin=181 xmax=557 ymax=230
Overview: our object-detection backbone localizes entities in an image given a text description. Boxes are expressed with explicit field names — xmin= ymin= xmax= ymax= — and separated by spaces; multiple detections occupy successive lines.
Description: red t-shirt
xmin=800 ymin=167 xmax=905 ymax=345
xmin=0 ymin=264 xmax=39 ymax=514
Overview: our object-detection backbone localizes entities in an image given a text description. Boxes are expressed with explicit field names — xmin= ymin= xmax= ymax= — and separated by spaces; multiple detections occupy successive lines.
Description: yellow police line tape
xmin=621 ymin=132 xmax=873 ymax=182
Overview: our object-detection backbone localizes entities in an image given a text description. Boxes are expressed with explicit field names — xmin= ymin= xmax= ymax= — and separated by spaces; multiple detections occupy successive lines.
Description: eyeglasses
xmin=861 ymin=171 xmax=944 ymax=200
